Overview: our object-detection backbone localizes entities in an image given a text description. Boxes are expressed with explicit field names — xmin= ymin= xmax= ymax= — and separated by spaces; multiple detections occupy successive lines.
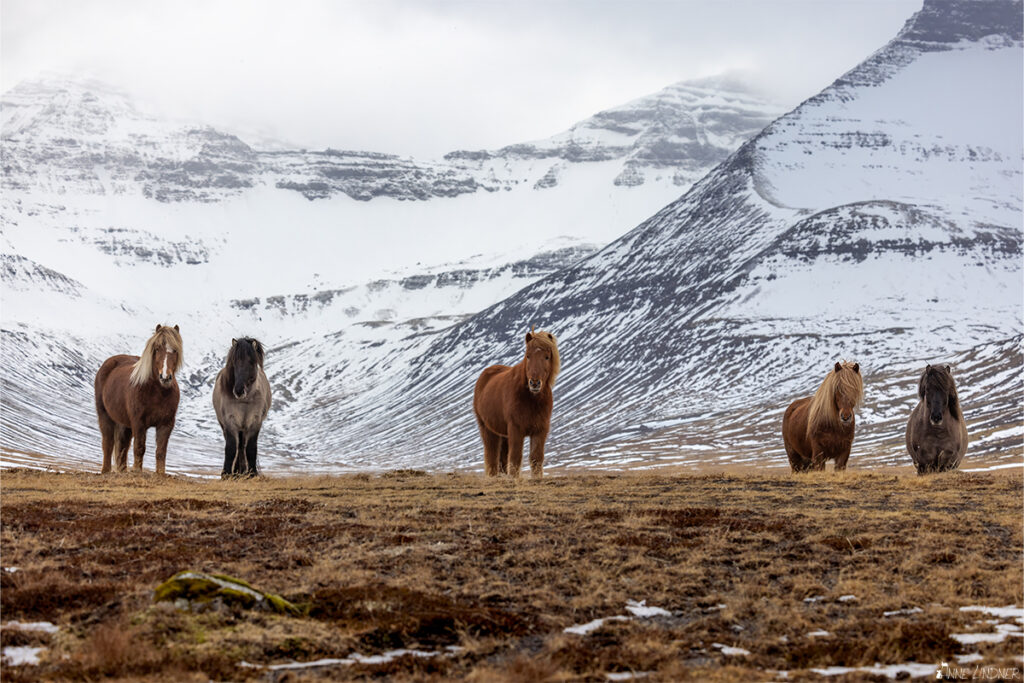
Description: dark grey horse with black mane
xmin=905 ymin=364 xmax=967 ymax=475
xmin=213 ymin=338 xmax=271 ymax=478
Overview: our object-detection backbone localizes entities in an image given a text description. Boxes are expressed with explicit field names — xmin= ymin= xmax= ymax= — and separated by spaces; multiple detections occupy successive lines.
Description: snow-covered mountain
xmin=0 ymin=72 xmax=785 ymax=472
xmin=241 ymin=0 xmax=1021 ymax=473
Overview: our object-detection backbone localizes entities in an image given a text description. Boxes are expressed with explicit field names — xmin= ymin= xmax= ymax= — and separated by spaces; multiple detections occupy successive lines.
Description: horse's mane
xmin=130 ymin=325 xmax=184 ymax=386
xmin=528 ymin=330 xmax=560 ymax=388
xmin=920 ymin=364 xmax=960 ymax=421
xmin=807 ymin=361 xmax=863 ymax=430
xmin=225 ymin=337 xmax=265 ymax=370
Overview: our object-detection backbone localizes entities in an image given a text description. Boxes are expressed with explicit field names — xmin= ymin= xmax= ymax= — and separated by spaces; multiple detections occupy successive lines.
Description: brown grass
xmin=0 ymin=467 xmax=1021 ymax=681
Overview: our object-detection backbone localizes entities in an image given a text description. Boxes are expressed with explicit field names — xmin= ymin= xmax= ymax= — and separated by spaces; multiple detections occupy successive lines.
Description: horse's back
xmin=474 ymin=365 xmax=509 ymax=403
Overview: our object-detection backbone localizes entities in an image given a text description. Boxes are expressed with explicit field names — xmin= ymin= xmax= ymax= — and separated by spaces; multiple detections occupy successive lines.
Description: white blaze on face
xmin=162 ymin=346 xmax=171 ymax=378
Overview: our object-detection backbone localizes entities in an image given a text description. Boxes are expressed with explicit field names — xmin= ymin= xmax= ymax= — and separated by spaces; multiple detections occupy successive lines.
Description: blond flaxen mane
xmin=130 ymin=325 xmax=184 ymax=386
xmin=807 ymin=361 xmax=863 ymax=430
xmin=528 ymin=330 xmax=561 ymax=388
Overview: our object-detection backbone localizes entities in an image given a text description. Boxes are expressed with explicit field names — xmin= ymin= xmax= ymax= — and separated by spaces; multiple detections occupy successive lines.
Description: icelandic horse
xmin=782 ymin=361 xmax=863 ymax=472
xmin=473 ymin=329 xmax=560 ymax=479
xmin=94 ymin=324 xmax=183 ymax=474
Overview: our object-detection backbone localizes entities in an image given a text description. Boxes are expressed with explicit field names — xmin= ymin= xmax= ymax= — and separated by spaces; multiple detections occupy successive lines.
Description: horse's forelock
xmin=922 ymin=365 xmax=959 ymax=417
xmin=808 ymin=361 xmax=863 ymax=429
xmin=527 ymin=330 xmax=560 ymax=388
xmin=130 ymin=325 xmax=183 ymax=385
xmin=227 ymin=338 xmax=265 ymax=370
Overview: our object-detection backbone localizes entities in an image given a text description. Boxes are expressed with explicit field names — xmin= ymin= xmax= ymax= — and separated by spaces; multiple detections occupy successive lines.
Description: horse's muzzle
xmin=528 ymin=379 xmax=542 ymax=393
xmin=929 ymin=415 xmax=943 ymax=426
xmin=159 ymin=374 xmax=174 ymax=386
xmin=840 ymin=413 xmax=853 ymax=424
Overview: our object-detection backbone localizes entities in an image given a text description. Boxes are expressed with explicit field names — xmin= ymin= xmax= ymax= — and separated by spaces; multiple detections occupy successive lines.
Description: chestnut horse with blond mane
xmin=473 ymin=329 xmax=560 ymax=479
xmin=94 ymin=324 xmax=183 ymax=474
xmin=782 ymin=361 xmax=863 ymax=472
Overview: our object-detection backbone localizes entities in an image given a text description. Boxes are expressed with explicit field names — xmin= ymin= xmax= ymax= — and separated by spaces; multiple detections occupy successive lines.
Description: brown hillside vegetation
xmin=0 ymin=468 xmax=1021 ymax=681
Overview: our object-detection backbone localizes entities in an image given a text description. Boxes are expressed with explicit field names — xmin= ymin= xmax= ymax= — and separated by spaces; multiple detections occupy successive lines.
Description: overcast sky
xmin=2 ymin=0 xmax=921 ymax=157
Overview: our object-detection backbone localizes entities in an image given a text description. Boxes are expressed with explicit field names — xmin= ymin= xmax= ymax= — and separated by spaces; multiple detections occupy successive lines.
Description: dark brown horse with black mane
xmin=473 ymin=329 xmax=560 ymax=479
xmin=782 ymin=361 xmax=863 ymax=472
xmin=94 ymin=324 xmax=183 ymax=474
xmin=906 ymin=364 xmax=967 ymax=474
xmin=213 ymin=337 xmax=271 ymax=478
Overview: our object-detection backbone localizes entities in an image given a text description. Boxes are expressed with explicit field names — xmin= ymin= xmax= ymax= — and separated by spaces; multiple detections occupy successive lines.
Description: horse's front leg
xmin=154 ymin=422 xmax=173 ymax=475
xmin=809 ymin=444 xmax=827 ymax=471
xmin=529 ymin=430 xmax=547 ymax=479
xmin=507 ymin=428 xmax=525 ymax=478
xmin=244 ymin=428 xmax=260 ymax=477
xmin=834 ymin=446 xmax=852 ymax=471
xmin=131 ymin=421 xmax=147 ymax=472
xmin=221 ymin=428 xmax=237 ymax=478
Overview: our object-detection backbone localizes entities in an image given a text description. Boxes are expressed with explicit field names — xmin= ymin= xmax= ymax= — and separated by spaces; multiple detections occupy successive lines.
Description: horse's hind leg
xmin=114 ymin=425 xmax=131 ymax=473
xmin=498 ymin=437 xmax=508 ymax=474
xmin=131 ymin=420 xmax=147 ymax=471
xmin=98 ymin=411 xmax=116 ymax=474
xmin=477 ymin=417 xmax=500 ymax=476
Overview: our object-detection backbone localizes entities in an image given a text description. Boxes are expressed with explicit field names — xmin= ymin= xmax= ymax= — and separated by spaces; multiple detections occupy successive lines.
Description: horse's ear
xmin=174 ymin=324 xmax=179 ymax=332
xmin=945 ymin=365 xmax=951 ymax=374
xmin=155 ymin=324 xmax=162 ymax=332
xmin=525 ymin=331 xmax=533 ymax=344
xmin=852 ymin=363 xmax=859 ymax=374
xmin=834 ymin=362 xmax=842 ymax=373
xmin=232 ymin=338 xmax=237 ymax=346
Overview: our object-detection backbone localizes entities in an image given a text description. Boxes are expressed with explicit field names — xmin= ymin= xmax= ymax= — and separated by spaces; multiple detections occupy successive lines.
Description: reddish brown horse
xmin=782 ymin=361 xmax=863 ymax=472
xmin=473 ymin=329 xmax=560 ymax=479
xmin=94 ymin=324 xmax=183 ymax=474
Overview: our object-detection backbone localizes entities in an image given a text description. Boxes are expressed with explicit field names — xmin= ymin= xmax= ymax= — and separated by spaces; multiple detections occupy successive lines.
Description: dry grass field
xmin=0 ymin=467 xmax=1021 ymax=682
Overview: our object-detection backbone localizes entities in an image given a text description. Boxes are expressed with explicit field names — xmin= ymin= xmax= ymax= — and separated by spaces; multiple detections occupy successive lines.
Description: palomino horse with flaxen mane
xmin=213 ymin=338 xmax=271 ymax=478
xmin=906 ymin=364 xmax=967 ymax=475
xmin=782 ymin=361 xmax=863 ymax=472
xmin=94 ymin=324 xmax=183 ymax=474
xmin=473 ymin=329 xmax=560 ymax=479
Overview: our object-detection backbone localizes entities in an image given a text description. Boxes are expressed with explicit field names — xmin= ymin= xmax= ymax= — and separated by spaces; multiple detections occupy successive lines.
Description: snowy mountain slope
xmin=262 ymin=0 xmax=1022 ymax=472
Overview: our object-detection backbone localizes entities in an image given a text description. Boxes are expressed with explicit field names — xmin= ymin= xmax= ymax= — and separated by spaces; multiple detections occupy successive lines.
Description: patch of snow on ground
xmin=1 ymin=621 xmax=59 ymax=634
xmin=811 ymin=662 xmax=937 ymax=678
xmin=1 ymin=646 xmax=44 ymax=666
xmin=712 ymin=643 xmax=751 ymax=656
xmin=564 ymin=616 xmax=631 ymax=636
xmin=241 ymin=648 xmax=441 ymax=671
xmin=624 ymin=600 xmax=671 ymax=618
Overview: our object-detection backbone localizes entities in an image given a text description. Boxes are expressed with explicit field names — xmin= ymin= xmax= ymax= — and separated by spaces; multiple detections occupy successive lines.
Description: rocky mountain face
xmin=263 ymin=0 xmax=1022 ymax=471
xmin=1 ymin=75 xmax=783 ymax=203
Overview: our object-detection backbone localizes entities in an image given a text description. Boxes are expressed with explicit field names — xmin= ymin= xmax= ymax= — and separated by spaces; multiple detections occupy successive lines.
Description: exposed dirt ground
xmin=0 ymin=468 xmax=1021 ymax=681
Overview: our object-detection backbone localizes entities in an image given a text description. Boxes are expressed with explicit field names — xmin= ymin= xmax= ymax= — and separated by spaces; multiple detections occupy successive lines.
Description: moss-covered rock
xmin=153 ymin=571 xmax=303 ymax=616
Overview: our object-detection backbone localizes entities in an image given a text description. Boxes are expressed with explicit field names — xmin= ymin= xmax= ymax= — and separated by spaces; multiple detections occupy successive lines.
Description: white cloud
xmin=1 ymin=0 xmax=921 ymax=157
